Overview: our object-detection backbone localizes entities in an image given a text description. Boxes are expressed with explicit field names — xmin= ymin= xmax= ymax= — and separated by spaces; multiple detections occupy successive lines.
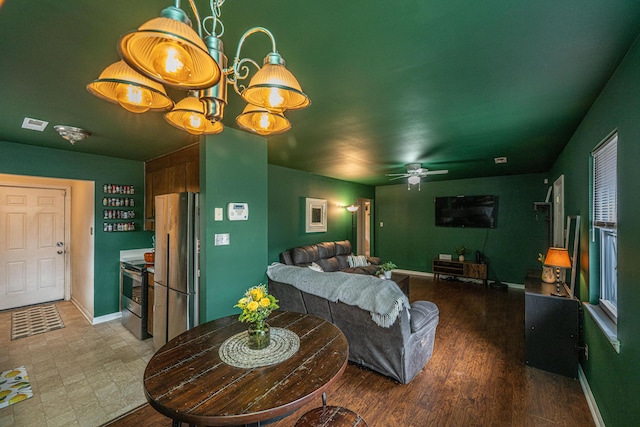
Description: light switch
xmin=214 ymin=233 xmax=230 ymax=246
xmin=380 ymin=221 xmax=384 ymax=227
xmin=214 ymin=208 xmax=223 ymax=221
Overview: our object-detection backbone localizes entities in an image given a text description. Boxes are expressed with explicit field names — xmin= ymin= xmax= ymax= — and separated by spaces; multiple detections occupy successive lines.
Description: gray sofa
xmin=267 ymin=261 xmax=439 ymax=384
xmin=279 ymin=240 xmax=381 ymax=275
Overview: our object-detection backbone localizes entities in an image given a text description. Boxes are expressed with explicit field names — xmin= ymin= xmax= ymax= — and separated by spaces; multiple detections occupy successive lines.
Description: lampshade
xmin=241 ymin=53 xmax=310 ymax=112
xmin=543 ymin=247 xmax=572 ymax=268
xmin=346 ymin=205 xmax=359 ymax=212
xmin=87 ymin=61 xmax=174 ymax=113
xmin=408 ymin=176 xmax=421 ymax=185
xmin=236 ymin=104 xmax=291 ymax=136
xmin=164 ymin=94 xmax=223 ymax=135
xmin=118 ymin=6 xmax=221 ymax=90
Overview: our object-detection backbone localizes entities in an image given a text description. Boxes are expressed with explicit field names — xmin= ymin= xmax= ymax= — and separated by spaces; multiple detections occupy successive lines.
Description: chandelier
xmin=87 ymin=0 xmax=310 ymax=136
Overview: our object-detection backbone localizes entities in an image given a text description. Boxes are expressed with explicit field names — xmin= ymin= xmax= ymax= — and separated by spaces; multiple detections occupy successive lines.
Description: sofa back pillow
xmin=317 ymin=241 xmax=336 ymax=259
xmin=335 ymin=240 xmax=352 ymax=255
xmin=291 ymin=245 xmax=319 ymax=266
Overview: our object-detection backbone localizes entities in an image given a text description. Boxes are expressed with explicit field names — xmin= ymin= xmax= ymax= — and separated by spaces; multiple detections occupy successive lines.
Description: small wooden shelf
xmin=432 ymin=259 xmax=488 ymax=286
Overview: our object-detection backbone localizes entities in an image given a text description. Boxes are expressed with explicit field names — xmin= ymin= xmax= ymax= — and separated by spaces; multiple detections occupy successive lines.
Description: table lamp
xmin=543 ymin=247 xmax=572 ymax=296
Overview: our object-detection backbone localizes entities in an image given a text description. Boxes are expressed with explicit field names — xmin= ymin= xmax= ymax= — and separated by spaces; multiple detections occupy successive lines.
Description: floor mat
xmin=0 ymin=366 xmax=33 ymax=408
xmin=11 ymin=304 xmax=65 ymax=340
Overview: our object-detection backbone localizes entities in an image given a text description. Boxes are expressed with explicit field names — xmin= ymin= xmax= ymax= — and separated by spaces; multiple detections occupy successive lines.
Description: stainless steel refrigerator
xmin=153 ymin=192 xmax=199 ymax=351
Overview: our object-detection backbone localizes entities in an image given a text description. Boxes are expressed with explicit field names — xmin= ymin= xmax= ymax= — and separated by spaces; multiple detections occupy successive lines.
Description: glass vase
xmin=247 ymin=320 xmax=270 ymax=350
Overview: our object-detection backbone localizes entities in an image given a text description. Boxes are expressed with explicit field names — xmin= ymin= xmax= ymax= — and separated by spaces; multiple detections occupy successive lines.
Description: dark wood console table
xmin=432 ymin=259 xmax=488 ymax=287
xmin=143 ymin=311 xmax=349 ymax=426
xmin=524 ymin=272 xmax=580 ymax=378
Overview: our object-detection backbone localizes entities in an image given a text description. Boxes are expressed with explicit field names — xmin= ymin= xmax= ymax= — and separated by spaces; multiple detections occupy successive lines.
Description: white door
xmin=0 ymin=186 xmax=66 ymax=310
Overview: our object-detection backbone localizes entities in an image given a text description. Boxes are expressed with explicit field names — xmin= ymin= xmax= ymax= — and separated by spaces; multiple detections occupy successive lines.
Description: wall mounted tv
xmin=435 ymin=195 xmax=498 ymax=228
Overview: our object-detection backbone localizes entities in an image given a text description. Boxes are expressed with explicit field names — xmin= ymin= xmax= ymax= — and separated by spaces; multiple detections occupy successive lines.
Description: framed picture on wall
xmin=305 ymin=198 xmax=327 ymax=233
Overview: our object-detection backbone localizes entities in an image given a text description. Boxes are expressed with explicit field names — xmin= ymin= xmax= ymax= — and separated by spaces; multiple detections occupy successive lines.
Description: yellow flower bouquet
xmin=234 ymin=284 xmax=279 ymax=324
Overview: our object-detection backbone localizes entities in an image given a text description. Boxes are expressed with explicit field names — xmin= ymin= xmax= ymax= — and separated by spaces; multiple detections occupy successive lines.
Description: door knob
xmin=56 ymin=241 xmax=64 ymax=247
xmin=57 ymin=250 xmax=64 ymax=254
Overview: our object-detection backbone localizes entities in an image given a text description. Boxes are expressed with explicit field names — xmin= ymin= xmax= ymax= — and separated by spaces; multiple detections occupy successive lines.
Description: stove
xmin=120 ymin=259 xmax=152 ymax=339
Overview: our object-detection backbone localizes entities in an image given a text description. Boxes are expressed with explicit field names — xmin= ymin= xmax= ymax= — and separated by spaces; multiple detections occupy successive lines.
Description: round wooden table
xmin=143 ymin=311 xmax=349 ymax=426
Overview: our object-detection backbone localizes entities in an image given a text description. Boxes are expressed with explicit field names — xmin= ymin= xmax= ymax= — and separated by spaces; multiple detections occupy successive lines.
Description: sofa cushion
xmin=316 ymin=257 xmax=340 ymax=272
xmin=409 ymin=301 xmax=440 ymax=333
xmin=335 ymin=240 xmax=352 ymax=255
xmin=317 ymin=241 xmax=336 ymax=259
xmin=336 ymin=255 xmax=350 ymax=269
xmin=348 ymin=255 xmax=369 ymax=268
xmin=291 ymin=245 xmax=319 ymax=266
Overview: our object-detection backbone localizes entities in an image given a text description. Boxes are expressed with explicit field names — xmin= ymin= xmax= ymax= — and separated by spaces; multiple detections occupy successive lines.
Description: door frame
xmin=0 ymin=181 xmax=72 ymax=303
xmin=553 ymin=175 xmax=565 ymax=247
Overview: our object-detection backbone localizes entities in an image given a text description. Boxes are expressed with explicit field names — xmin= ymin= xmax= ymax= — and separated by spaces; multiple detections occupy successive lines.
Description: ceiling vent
xmin=21 ymin=117 xmax=49 ymax=132
xmin=494 ymin=156 xmax=508 ymax=164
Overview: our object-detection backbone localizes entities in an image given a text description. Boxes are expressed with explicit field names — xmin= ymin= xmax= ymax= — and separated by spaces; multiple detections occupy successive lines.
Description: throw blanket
xmin=267 ymin=263 xmax=410 ymax=328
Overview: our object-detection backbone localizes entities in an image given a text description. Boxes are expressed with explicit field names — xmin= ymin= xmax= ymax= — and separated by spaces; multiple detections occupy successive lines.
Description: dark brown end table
xmin=391 ymin=272 xmax=410 ymax=296
xmin=143 ymin=311 xmax=348 ymax=427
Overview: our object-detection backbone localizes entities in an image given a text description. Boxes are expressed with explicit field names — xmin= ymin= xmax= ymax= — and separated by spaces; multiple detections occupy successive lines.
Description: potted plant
xmin=377 ymin=261 xmax=398 ymax=279
xmin=455 ymin=245 xmax=469 ymax=261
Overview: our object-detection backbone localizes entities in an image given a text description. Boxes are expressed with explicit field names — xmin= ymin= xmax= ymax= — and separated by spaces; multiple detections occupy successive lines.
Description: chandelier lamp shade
xmin=86 ymin=61 xmax=174 ymax=113
xmin=236 ymin=104 xmax=291 ymax=136
xmin=165 ymin=92 xmax=224 ymax=135
xmin=87 ymin=0 xmax=310 ymax=136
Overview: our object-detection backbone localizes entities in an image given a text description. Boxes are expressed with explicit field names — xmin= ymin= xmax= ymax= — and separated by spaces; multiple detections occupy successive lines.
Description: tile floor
xmin=0 ymin=301 xmax=155 ymax=427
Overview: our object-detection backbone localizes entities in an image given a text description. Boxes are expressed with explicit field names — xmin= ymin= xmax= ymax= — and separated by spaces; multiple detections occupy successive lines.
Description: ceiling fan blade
xmin=424 ymin=169 xmax=449 ymax=175
xmin=385 ymin=173 xmax=409 ymax=177
xmin=388 ymin=175 xmax=407 ymax=181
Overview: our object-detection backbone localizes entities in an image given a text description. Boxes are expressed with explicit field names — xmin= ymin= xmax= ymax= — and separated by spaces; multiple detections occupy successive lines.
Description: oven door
xmin=121 ymin=264 xmax=143 ymax=317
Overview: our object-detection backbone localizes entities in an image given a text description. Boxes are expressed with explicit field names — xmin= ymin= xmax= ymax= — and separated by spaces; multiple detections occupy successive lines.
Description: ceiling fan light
xmin=408 ymin=175 xmax=421 ymax=185
xmin=118 ymin=7 xmax=221 ymax=90
xmin=87 ymin=61 xmax=174 ymax=112
xmin=165 ymin=95 xmax=223 ymax=135
xmin=241 ymin=53 xmax=310 ymax=112
xmin=236 ymin=103 xmax=291 ymax=136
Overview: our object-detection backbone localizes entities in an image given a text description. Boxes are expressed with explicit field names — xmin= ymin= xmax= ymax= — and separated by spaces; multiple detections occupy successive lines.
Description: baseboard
xmin=93 ymin=311 xmax=122 ymax=325
xmin=395 ymin=269 xmax=433 ymax=278
xmin=579 ymin=365 xmax=605 ymax=427
xmin=70 ymin=298 xmax=93 ymax=324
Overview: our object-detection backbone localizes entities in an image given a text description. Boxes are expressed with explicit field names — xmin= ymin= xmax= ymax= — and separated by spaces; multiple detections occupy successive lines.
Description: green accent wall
xmin=375 ymin=174 xmax=548 ymax=284
xmin=0 ymin=140 xmax=152 ymax=316
xmin=199 ymin=129 xmax=268 ymax=322
xmin=267 ymin=165 xmax=375 ymax=263
xmin=550 ymin=37 xmax=640 ymax=426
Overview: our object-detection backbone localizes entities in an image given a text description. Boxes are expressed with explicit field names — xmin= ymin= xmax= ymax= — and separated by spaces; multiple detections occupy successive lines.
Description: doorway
xmin=356 ymin=198 xmax=372 ymax=256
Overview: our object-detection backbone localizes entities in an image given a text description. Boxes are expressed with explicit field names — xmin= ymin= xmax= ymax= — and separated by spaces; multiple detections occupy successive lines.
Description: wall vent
xmin=21 ymin=117 xmax=49 ymax=132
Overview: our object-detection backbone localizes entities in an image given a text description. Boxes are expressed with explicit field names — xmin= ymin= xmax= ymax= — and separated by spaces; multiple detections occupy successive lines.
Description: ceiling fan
xmin=386 ymin=163 xmax=448 ymax=190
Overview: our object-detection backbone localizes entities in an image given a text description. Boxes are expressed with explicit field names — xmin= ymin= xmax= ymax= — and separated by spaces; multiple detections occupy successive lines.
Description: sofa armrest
xmin=409 ymin=301 xmax=439 ymax=333
xmin=367 ymin=256 xmax=382 ymax=265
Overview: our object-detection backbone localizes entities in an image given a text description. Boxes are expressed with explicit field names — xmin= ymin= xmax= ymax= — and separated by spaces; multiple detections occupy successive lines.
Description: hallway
xmin=0 ymin=301 xmax=154 ymax=426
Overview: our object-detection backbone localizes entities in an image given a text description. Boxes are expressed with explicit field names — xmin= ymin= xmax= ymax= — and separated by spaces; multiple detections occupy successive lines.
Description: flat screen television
xmin=435 ymin=195 xmax=498 ymax=228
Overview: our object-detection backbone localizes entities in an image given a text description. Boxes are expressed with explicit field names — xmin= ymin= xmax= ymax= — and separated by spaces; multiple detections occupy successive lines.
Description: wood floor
xmin=104 ymin=276 xmax=594 ymax=427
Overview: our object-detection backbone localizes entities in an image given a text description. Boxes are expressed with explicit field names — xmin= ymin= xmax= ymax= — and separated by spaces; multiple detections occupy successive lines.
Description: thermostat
xmin=227 ymin=202 xmax=249 ymax=221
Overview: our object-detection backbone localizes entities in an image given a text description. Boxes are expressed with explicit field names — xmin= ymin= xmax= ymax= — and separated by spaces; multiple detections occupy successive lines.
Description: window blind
xmin=593 ymin=133 xmax=617 ymax=228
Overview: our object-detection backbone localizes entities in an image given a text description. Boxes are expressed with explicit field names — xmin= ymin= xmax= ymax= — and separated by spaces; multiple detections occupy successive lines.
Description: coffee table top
xmin=143 ymin=311 xmax=349 ymax=426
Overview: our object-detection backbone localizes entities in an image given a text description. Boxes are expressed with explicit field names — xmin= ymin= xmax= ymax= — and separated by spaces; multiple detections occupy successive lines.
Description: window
xmin=592 ymin=133 xmax=618 ymax=322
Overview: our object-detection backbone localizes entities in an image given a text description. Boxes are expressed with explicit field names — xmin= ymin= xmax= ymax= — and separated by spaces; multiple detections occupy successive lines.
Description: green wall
xmin=550 ymin=36 xmax=640 ymax=426
xmin=199 ymin=129 xmax=268 ymax=322
xmin=267 ymin=165 xmax=375 ymax=263
xmin=0 ymin=140 xmax=152 ymax=316
xmin=375 ymin=174 xmax=548 ymax=284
